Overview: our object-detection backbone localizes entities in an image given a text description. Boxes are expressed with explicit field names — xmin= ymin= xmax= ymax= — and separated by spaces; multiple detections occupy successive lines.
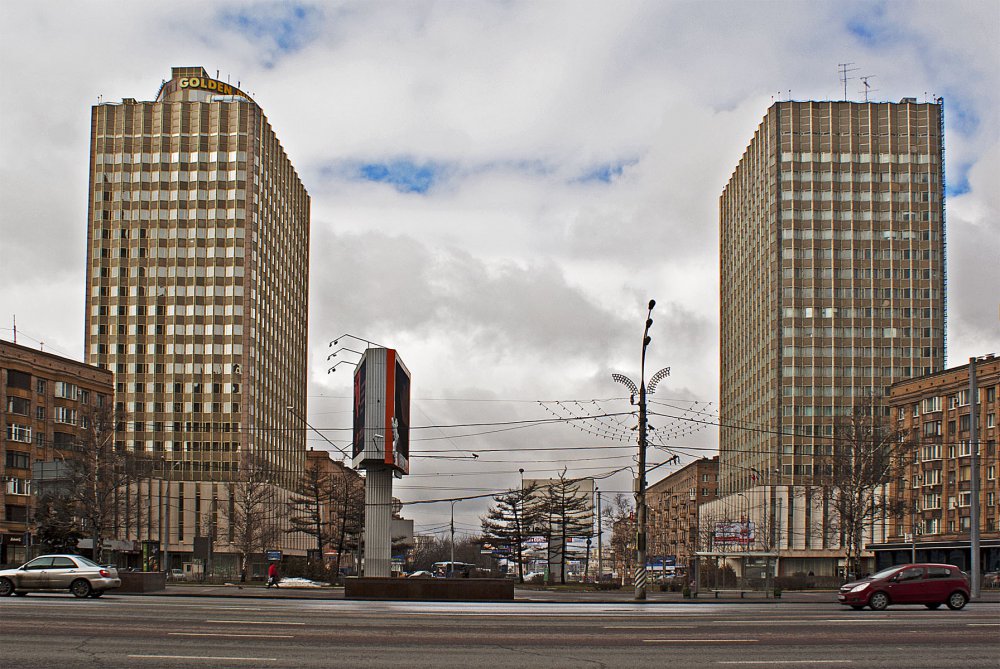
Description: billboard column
xmin=364 ymin=465 xmax=393 ymax=577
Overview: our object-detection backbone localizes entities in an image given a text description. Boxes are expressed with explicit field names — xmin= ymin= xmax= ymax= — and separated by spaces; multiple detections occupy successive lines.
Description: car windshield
xmin=866 ymin=566 xmax=903 ymax=580
xmin=73 ymin=556 xmax=101 ymax=568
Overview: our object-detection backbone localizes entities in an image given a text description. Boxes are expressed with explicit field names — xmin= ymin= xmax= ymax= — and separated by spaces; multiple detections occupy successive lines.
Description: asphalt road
xmin=1 ymin=594 xmax=997 ymax=668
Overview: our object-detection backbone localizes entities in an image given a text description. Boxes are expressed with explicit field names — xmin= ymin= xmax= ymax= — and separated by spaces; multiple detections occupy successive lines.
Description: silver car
xmin=0 ymin=554 xmax=122 ymax=598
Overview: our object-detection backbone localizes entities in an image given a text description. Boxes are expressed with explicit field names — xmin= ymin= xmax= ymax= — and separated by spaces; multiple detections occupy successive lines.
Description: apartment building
xmin=873 ymin=355 xmax=1000 ymax=573
xmin=647 ymin=456 xmax=718 ymax=576
xmin=0 ymin=340 xmax=113 ymax=564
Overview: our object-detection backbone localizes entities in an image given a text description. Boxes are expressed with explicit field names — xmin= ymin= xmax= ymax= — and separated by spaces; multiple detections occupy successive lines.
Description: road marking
xmin=129 ymin=655 xmax=277 ymax=662
xmin=644 ymin=639 xmax=758 ymax=643
xmin=718 ymin=661 xmax=852 ymax=665
xmin=205 ymin=620 xmax=306 ymax=625
xmin=968 ymin=623 xmax=1000 ymax=626
xmin=605 ymin=625 xmax=696 ymax=629
xmin=168 ymin=632 xmax=295 ymax=638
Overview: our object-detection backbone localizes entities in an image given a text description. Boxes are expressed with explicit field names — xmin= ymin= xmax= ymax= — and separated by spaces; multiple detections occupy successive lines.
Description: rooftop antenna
xmin=838 ymin=62 xmax=859 ymax=100
xmin=859 ymin=76 xmax=877 ymax=103
xmin=12 ymin=314 xmax=16 ymax=344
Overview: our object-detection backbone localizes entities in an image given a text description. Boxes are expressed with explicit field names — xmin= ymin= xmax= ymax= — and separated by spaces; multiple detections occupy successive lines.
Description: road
xmin=1 ymin=594 xmax=997 ymax=668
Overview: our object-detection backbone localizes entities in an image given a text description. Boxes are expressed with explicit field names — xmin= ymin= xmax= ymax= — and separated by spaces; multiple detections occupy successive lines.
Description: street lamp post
xmin=612 ymin=299 xmax=669 ymax=601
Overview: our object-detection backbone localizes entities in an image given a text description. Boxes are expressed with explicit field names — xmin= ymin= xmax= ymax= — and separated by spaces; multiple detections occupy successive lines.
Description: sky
xmin=1 ymin=0 xmax=998 ymax=540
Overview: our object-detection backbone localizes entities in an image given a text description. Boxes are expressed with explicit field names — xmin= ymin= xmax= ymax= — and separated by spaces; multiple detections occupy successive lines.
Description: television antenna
xmin=859 ymin=76 xmax=877 ymax=103
xmin=838 ymin=62 xmax=859 ymax=100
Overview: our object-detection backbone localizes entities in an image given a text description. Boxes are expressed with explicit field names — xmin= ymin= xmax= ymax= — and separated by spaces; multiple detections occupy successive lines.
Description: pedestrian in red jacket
xmin=267 ymin=562 xmax=280 ymax=588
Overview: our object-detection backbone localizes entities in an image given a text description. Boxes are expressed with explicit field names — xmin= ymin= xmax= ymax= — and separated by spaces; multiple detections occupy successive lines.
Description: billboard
xmin=713 ymin=521 xmax=756 ymax=546
xmin=352 ymin=348 xmax=410 ymax=474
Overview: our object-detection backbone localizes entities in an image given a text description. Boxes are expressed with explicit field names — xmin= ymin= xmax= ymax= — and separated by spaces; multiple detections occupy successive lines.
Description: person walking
xmin=267 ymin=562 xmax=280 ymax=589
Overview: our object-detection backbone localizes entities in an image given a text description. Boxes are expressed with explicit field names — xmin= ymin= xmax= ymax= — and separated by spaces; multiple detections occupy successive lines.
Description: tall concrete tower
xmin=719 ymin=99 xmax=946 ymax=495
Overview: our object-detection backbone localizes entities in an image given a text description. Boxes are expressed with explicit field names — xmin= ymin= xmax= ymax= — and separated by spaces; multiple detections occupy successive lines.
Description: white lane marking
xmin=644 ymin=639 xmax=758 ymax=643
xmin=718 ymin=662 xmax=852 ymax=665
xmin=968 ymin=623 xmax=1000 ymax=626
xmin=205 ymin=620 xmax=305 ymax=625
xmin=129 ymin=655 xmax=277 ymax=662
xmin=168 ymin=632 xmax=294 ymax=638
xmin=605 ymin=625 xmax=697 ymax=629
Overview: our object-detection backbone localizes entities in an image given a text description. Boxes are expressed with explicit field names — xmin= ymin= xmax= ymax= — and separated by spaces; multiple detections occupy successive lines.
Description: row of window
xmin=780 ymin=152 xmax=938 ymax=164
xmin=781 ymin=248 xmax=937 ymax=261
xmin=781 ymin=170 xmax=937 ymax=183
xmin=783 ymin=267 xmax=937 ymax=280
xmin=785 ymin=210 xmax=939 ymax=222
xmin=95 ymin=150 xmax=249 ymax=164
xmin=783 ymin=288 xmax=938 ymax=300
xmin=782 ymin=307 xmax=936 ymax=320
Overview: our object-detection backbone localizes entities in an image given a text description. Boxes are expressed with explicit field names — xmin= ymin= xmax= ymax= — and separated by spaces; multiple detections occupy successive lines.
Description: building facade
xmin=0 ymin=340 xmax=113 ymax=564
xmin=83 ymin=66 xmax=311 ymax=563
xmin=647 ymin=456 xmax=718 ymax=577
xmin=873 ymin=355 xmax=1000 ymax=573
xmin=720 ymin=99 xmax=946 ymax=496
xmin=84 ymin=66 xmax=310 ymax=489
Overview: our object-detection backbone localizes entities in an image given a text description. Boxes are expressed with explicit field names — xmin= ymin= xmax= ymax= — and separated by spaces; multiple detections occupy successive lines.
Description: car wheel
xmin=946 ymin=591 xmax=967 ymax=610
xmin=868 ymin=591 xmax=890 ymax=611
xmin=0 ymin=578 xmax=13 ymax=597
xmin=925 ymin=602 xmax=941 ymax=609
xmin=89 ymin=591 xmax=104 ymax=598
xmin=70 ymin=579 xmax=92 ymax=599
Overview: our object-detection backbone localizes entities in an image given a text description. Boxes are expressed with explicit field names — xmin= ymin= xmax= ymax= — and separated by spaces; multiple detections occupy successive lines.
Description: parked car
xmin=983 ymin=571 xmax=1000 ymax=588
xmin=407 ymin=570 xmax=433 ymax=579
xmin=0 ymin=554 xmax=122 ymax=598
xmin=838 ymin=563 xmax=969 ymax=611
xmin=167 ymin=568 xmax=186 ymax=581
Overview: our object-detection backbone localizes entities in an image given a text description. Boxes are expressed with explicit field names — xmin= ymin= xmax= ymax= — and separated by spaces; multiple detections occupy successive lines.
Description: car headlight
xmin=850 ymin=583 xmax=870 ymax=593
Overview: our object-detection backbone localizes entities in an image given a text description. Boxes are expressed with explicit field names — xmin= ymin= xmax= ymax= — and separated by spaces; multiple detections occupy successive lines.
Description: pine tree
xmin=538 ymin=471 xmax=593 ymax=584
xmin=480 ymin=482 xmax=542 ymax=583
xmin=287 ymin=457 xmax=333 ymax=560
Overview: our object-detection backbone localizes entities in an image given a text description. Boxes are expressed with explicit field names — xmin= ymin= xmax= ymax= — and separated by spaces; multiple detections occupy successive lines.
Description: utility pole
xmin=969 ymin=357 xmax=981 ymax=599
xmin=450 ymin=499 xmax=456 ymax=577
xmin=597 ymin=488 xmax=603 ymax=579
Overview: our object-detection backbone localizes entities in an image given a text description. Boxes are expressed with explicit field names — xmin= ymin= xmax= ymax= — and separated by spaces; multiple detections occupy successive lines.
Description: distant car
xmin=522 ymin=571 xmax=545 ymax=583
xmin=407 ymin=570 xmax=433 ymax=579
xmin=167 ymin=569 xmax=185 ymax=581
xmin=0 ymin=554 xmax=121 ymax=598
xmin=838 ymin=563 xmax=969 ymax=611
xmin=984 ymin=571 xmax=1000 ymax=588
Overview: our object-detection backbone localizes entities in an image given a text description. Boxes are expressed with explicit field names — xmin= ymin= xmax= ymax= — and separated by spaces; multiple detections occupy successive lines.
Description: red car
xmin=838 ymin=563 xmax=970 ymax=611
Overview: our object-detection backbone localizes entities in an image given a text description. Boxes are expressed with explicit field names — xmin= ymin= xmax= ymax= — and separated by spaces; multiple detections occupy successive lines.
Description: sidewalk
xmin=127 ymin=583 xmax=1000 ymax=604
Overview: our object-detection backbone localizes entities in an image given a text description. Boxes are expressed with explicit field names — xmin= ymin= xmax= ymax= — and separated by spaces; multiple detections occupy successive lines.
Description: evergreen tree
xmin=287 ymin=457 xmax=333 ymax=560
xmin=480 ymin=482 xmax=542 ymax=583
xmin=538 ymin=471 xmax=593 ymax=584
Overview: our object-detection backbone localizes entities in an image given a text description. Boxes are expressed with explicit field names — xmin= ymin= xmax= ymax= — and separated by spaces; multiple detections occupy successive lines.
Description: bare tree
xmin=223 ymin=451 xmax=280 ymax=580
xmin=816 ymin=401 xmax=913 ymax=578
xmin=603 ymin=493 xmax=635 ymax=586
xmin=328 ymin=467 xmax=365 ymax=579
xmin=60 ymin=404 xmax=132 ymax=562
xmin=480 ymin=482 xmax=542 ymax=583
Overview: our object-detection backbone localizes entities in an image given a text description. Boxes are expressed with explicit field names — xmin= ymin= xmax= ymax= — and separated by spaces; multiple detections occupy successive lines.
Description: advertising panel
xmin=713 ymin=521 xmax=756 ymax=546
xmin=352 ymin=358 xmax=367 ymax=459
xmin=352 ymin=348 xmax=410 ymax=474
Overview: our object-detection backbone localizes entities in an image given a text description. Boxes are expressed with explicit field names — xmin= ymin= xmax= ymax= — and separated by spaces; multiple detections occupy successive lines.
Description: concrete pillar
xmin=364 ymin=466 xmax=393 ymax=577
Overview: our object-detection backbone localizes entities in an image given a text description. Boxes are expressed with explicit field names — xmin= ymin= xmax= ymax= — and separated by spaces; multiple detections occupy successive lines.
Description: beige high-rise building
xmin=84 ymin=66 xmax=310 ymax=491
xmin=719 ymin=99 xmax=946 ymax=496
